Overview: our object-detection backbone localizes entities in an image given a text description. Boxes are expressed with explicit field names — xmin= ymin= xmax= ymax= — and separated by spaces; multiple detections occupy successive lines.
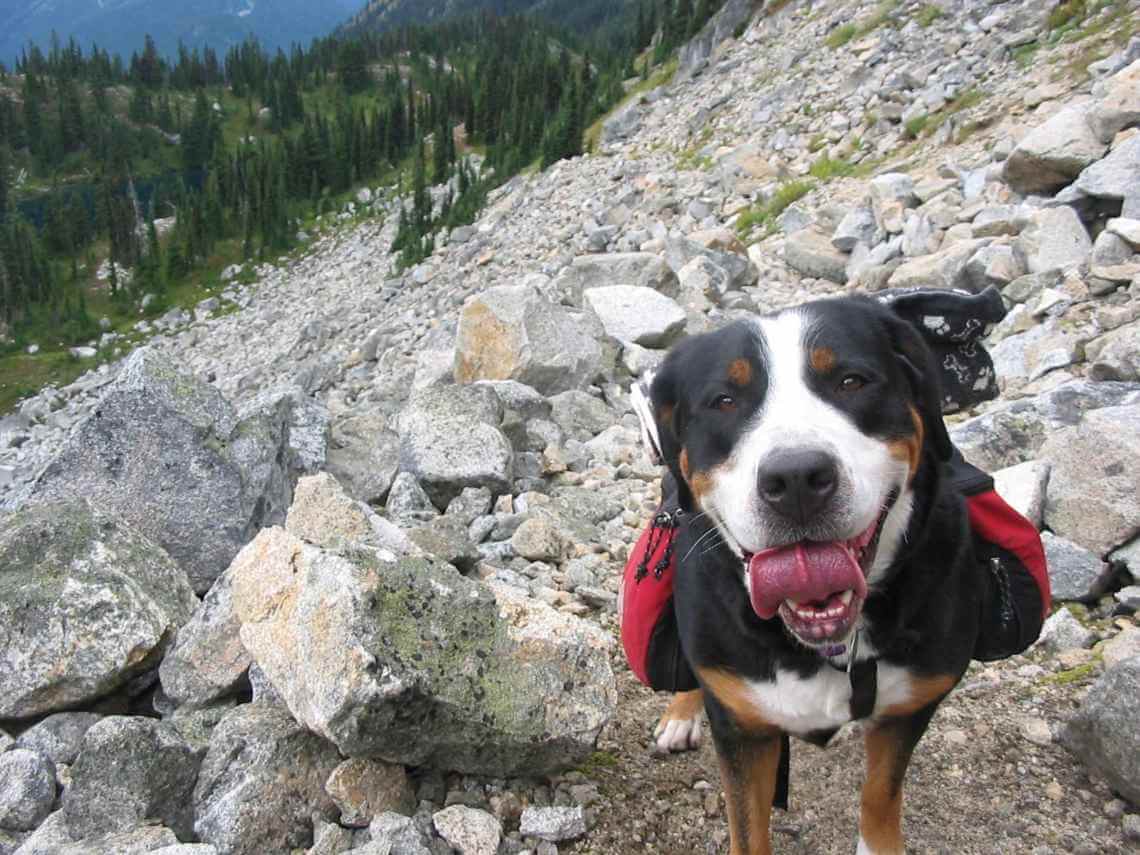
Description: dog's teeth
xmin=839 ymin=590 xmax=854 ymax=606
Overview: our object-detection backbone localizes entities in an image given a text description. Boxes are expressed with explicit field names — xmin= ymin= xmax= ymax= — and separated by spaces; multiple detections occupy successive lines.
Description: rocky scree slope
xmin=3 ymin=0 xmax=1140 ymax=853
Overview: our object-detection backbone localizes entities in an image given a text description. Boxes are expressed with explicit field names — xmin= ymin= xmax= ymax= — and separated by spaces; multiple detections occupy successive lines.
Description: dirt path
xmin=567 ymin=635 xmax=1132 ymax=855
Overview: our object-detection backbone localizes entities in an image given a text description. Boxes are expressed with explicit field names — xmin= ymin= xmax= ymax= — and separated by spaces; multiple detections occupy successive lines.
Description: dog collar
xmin=826 ymin=631 xmax=878 ymax=720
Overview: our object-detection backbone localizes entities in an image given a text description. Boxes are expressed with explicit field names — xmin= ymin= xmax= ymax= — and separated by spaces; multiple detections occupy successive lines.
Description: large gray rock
xmin=549 ymin=254 xmax=679 ymax=305
xmin=784 ymin=229 xmax=848 ymax=284
xmin=832 ymin=207 xmax=877 ymax=252
xmin=14 ymin=713 xmax=102 ymax=766
xmin=1041 ymin=532 xmax=1108 ymax=602
xmin=1074 ymin=134 xmax=1140 ymax=200
xmin=0 ymin=501 xmax=197 ymax=719
xmin=583 ymin=286 xmax=687 ymax=348
xmin=1003 ymin=105 xmax=1107 ymax=195
xmin=287 ymin=472 xmax=414 ymax=558
xmin=38 ymin=823 xmax=183 ymax=855
xmin=228 ymin=521 xmax=615 ymax=776
xmin=663 ymin=235 xmax=757 ymax=289
xmin=951 ymin=380 xmax=1140 ymax=471
xmin=158 ymin=569 xmax=249 ymax=710
xmin=887 ymin=238 xmax=989 ymax=291
xmin=397 ymin=385 xmax=513 ymax=508
xmin=28 ymin=350 xmax=299 ymax=593
xmin=0 ymin=750 xmax=55 ymax=832
xmin=63 ymin=717 xmax=201 ymax=841
xmin=325 ymin=412 xmax=400 ymax=506
xmin=1086 ymin=320 xmax=1140 ymax=382
xmin=1090 ymin=59 xmax=1140 ymax=142
xmin=193 ymin=704 xmax=339 ymax=855
xmin=1013 ymin=207 xmax=1091 ymax=274
xmin=549 ymin=391 xmax=613 ymax=442
xmin=1063 ymin=655 xmax=1140 ymax=804
xmin=1041 ymin=404 xmax=1140 ymax=556
xmin=454 ymin=286 xmax=609 ymax=396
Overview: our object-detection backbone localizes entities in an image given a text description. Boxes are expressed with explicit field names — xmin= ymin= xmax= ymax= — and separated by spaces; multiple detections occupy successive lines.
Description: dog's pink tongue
xmin=748 ymin=542 xmax=867 ymax=620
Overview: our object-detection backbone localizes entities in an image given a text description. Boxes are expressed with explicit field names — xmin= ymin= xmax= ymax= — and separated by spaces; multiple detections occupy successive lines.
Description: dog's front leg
xmin=715 ymin=729 xmax=782 ymax=855
xmin=858 ymin=703 xmax=940 ymax=855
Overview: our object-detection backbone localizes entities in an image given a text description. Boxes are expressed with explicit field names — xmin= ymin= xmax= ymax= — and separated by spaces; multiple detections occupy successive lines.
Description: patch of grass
xmin=1047 ymin=0 xmax=1088 ymax=32
xmin=0 ymin=352 xmax=90 ymax=416
xmin=766 ymin=0 xmax=795 ymax=14
xmin=916 ymin=4 xmax=943 ymax=27
xmin=1011 ymin=41 xmax=1041 ymax=68
xmin=825 ymin=1 xmax=899 ymax=49
xmin=903 ymin=114 xmax=929 ymax=139
xmin=808 ymin=154 xmax=857 ymax=180
xmin=577 ymin=750 xmax=620 ymax=776
xmin=1039 ymin=661 xmax=1099 ymax=686
xmin=735 ymin=179 xmax=814 ymax=238
xmin=825 ymin=23 xmax=857 ymax=48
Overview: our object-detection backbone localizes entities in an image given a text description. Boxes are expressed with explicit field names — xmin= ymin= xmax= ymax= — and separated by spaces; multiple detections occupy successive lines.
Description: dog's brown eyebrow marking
xmin=679 ymin=448 xmax=691 ymax=481
xmin=727 ymin=358 xmax=752 ymax=387
xmin=810 ymin=346 xmax=836 ymax=374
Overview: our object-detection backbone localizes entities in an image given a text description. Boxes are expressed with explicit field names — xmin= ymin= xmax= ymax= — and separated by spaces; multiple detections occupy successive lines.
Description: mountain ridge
xmin=0 ymin=0 xmax=363 ymax=64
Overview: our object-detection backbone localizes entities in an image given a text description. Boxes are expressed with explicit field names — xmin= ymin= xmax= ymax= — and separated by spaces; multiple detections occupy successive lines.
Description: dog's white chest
xmin=743 ymin=661 xmax=914 ymax=734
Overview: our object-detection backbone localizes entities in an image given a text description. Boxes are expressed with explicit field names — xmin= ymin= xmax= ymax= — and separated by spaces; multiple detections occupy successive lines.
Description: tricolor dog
xmin=634 ymin=295 xmax=983 ymax=855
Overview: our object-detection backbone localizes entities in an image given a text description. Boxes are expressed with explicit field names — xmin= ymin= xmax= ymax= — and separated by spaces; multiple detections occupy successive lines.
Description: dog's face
xmin=636 ymin=297 xmax=951 ymax=652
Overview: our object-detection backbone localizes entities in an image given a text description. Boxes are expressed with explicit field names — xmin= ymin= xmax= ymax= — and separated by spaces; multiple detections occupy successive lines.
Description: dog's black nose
xmin=757 ymin=450 xmax=839 ymax=524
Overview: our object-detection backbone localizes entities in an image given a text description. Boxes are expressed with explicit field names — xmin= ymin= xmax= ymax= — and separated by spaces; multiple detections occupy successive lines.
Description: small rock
xmin=325 ymin=759 xmax=415 ymax=827
xmin=1042 ymin=532 xmax=1108 ymax=602
xmin=0 ymin=750 xmax=55 ymax=832
xmin=519 ymin=806 xmax=587 ymax=842
xmin=1101 ymin=626 xmax=1140 ymax=669
xmin=63 ymin=717 xmax=200 ymax=840
xmin=1035 ymin=608 xmax=1094 ymax=653
xmin=1019 ymin=717 xmax=1053 ymax=747
xmin=14 ymin=713 xmax=102 ymax=766
xmin=432 ymin=805 xmax=502 ymax=855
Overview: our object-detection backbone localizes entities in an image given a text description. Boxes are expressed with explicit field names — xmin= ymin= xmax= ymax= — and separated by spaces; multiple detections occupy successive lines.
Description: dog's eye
xmin=712 ymin=394 xmax=737 ymax=412
xmin=838 ymin=374 xmax=867 ymax=394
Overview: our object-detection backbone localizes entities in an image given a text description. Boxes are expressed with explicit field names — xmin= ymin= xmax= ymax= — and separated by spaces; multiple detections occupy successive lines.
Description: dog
xmin=633 ymin=295 xmax=983 ymax=855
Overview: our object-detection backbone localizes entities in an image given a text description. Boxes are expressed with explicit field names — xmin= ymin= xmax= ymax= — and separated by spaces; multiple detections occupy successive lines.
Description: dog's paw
xmin=653 ymin=714 xmax=703 ymax=753
xmin=652 ymin=690 xmax=705 ymax=754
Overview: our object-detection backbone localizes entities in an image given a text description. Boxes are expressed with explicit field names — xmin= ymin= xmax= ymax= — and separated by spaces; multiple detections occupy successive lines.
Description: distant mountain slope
xmin=0 ymin=0 xmax=363 ymax=63
xmin=339 ymin=0 xmax=634 ymax=42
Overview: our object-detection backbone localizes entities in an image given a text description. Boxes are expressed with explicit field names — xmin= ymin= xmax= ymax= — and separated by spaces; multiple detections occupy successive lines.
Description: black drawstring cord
xmin=635 ymin=508 xmax=682 ymax=582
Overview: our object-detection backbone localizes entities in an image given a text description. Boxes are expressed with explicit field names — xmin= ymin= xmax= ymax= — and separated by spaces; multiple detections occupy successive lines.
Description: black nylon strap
xmin=773 ymin=733 xmax=790 ymax=810
xmin=849 ymin=658 xmax=878 ymax=720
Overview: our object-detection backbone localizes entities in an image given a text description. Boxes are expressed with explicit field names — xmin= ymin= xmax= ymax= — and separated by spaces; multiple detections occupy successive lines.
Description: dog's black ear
xmin=882 ymin=311 xmax=953 ymax=463
xmin=634 ymin=359 xmax=695 ymax=510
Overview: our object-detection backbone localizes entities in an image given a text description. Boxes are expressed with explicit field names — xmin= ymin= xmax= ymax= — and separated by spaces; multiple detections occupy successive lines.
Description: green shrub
xmin=808 ymin=155 xmax=857 ymax=180
xmin=904 ymin=114 xmax=929 ymax=138
xmin=1047 ymin=0 xmax=1087 ymax=31
xmin=735 ymin=179 xmax=815 ymax=237
xmin=825 ymin=23 xmax=857 ymax=48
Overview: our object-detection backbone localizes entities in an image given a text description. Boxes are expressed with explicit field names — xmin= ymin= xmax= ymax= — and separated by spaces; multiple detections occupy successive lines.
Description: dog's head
xmin=635 ymin=296 xmax=951 ymax=651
